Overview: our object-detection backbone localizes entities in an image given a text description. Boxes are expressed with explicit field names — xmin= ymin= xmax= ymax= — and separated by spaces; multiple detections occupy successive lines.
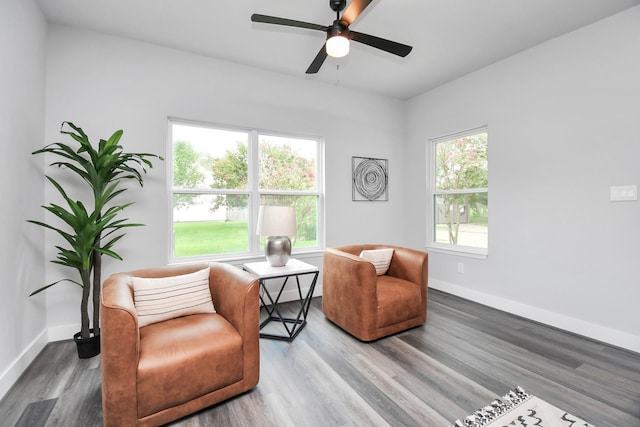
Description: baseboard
xmin=0 ymin=329 xmax=48 ymax=400
xmin=430 ymin=279 xmax=640 ymax=354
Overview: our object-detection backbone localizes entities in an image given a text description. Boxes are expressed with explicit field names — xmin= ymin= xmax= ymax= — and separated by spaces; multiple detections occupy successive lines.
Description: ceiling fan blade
xmin=306 ymin=44 xmax=328 ymax=74
xmin=251 ymin=14 xmax=328 ymax=32
xmin=349 ymin=31 xmax=413 ymax=57
xmin=340 ymin=0 xmax=373 ymax=26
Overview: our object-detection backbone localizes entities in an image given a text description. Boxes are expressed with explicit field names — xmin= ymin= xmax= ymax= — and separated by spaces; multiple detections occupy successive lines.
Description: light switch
xmin=610 ymin=185 xmax=637 ymax=201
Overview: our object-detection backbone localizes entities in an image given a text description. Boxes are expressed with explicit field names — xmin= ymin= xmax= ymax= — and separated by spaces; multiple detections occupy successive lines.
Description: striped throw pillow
xmin=132 ymin=267 xmax=215 ymax=327
xmin=359 ymin=248 xmax=394 ymax=275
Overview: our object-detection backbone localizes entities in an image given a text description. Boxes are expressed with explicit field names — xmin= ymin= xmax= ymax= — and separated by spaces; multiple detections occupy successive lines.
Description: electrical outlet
xmin=457 ymin=262 xmax=464 ymax=274
xmin=610 ymin=185 xmax=637 ymax=201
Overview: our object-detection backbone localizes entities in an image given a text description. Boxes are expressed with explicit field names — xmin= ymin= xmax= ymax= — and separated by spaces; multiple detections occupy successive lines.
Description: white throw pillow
xmin=359 ymin=248 xmax=394 ymax=276
xmin=132 ymin=267 xmax=215 ymax=328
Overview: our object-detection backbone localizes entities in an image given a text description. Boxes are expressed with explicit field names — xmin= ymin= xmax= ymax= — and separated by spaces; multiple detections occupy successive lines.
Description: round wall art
xmin=352 ymin=156 xmax=388 ymax=201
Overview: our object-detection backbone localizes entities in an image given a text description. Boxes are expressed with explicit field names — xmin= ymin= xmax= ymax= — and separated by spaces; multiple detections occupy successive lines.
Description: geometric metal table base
xmin=243 ymin=259 xmax=319 ymax=342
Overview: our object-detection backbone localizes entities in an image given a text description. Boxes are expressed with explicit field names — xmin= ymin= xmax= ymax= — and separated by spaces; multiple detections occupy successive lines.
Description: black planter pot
xmin=73 ymin=328 xmax=101 ymax=359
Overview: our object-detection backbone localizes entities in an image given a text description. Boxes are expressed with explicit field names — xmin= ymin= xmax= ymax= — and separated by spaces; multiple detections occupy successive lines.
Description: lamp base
xmin=265 ymin=236 xmax=292 ymax=267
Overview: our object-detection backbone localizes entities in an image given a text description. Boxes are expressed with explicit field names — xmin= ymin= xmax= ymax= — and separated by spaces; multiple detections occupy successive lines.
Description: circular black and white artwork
xmin=352 ymin=156 xmax=388 ymax=201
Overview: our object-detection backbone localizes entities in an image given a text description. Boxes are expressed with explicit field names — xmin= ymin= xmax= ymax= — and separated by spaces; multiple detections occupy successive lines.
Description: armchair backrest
xmin=333 ymin=244 xmax=428 ymax=284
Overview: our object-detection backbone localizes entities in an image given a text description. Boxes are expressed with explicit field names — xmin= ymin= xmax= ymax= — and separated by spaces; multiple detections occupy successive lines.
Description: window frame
xmin=426 ymin=126 xmax=488 ymax=258
xmin=167 ymin=118 xmax=325 ymax=263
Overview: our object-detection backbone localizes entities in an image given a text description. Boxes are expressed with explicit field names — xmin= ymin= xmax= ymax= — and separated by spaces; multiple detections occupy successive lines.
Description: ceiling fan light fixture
xmin=326 ymin=34 xmax=349 ymax=58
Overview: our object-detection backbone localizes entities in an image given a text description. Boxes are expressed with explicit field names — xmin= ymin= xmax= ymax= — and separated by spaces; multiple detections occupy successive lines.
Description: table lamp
xmin=257 ymin=205 xmax=297 ymax=267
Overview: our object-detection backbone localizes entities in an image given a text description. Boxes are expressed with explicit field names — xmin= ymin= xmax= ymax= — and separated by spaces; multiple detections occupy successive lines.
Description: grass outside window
xmin=174 ymin=221 xmax=316 ymax=257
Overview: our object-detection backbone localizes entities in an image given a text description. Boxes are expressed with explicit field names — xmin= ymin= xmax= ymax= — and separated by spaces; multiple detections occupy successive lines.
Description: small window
xmin=169 ymin=120 xmax=323 ymax=261
xmin=429 ymin=128 xmax=488 ymax=255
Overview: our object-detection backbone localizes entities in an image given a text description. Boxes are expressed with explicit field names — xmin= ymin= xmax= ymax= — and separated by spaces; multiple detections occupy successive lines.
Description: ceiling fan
xmin=251 ymin=0 xmax=413 ymax=74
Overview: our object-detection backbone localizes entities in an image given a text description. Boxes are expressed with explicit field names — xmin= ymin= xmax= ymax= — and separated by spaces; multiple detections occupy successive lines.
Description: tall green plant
xmin=29 ymin=122 xmax=163 ymax=339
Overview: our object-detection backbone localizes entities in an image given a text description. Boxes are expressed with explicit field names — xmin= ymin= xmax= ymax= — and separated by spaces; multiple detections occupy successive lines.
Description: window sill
xmin=168 ymin=248 xmax=325 ymax=267
xmin=425 ymin=244 xmax=488 ymax=260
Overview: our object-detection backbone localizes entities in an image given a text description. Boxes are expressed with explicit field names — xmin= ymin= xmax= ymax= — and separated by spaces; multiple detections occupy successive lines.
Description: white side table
xmin=243 ymin=259 xmax=319 ymax=341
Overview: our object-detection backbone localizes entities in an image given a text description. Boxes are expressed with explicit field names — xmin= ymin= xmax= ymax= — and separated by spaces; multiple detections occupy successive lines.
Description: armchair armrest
xmin=208 ymin=263 xmax=260 ymax=339
xmin=387 ymin=246 xmax=428 ymax=291
xmin=322 ymin=248 xmax=379 ymax=338
xmin=100 ymin=273 xmax=140 ymax=426
xmin=386 ymin=247 xmax=428 ymax=315
xmin=208 ymin=262 xmax=260 ymax=389
xmin=323 ymin=248 xmax=378 ymax=300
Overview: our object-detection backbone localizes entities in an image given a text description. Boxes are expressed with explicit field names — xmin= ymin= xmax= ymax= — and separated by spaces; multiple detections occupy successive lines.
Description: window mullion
xmin=249 ymin=130 xmax=260 ymax=253
xmin=172 ymin=189 xmax=250 ymax=195
xmin=259 ymin=190 xmax=321 ymax=196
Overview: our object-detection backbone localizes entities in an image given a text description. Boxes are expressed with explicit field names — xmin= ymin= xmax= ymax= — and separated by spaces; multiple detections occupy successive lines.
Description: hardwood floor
xmin=1 ymin=290 xmax=639 ymax=426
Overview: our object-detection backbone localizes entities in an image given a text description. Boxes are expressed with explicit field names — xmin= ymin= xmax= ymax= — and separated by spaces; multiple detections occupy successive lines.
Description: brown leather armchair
xmin=322 ymin=244 xmax=428 ymax=341
xmin=100 ymin=263 xmax=260 ymax=427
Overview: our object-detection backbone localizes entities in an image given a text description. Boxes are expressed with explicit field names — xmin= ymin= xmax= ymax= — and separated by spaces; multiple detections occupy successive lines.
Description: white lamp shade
xmin=326 ymin=35 xmax=349 ymax=58
xmin=257 ymin=206 xmax=297 ymax=236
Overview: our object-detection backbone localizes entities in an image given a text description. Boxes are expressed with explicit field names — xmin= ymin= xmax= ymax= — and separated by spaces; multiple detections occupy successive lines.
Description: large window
xmin=169 ymin=120 xmax=323 ymax=261
xmin=429 ymin=128 xmax=488 ymax=255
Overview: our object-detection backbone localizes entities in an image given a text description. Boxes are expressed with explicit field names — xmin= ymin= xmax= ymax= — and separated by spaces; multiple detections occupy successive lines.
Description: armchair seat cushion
xmin=377 ymin=277 xmax=422 ymax=328
xmin=137 ymin=313 xmax=243 ymax=418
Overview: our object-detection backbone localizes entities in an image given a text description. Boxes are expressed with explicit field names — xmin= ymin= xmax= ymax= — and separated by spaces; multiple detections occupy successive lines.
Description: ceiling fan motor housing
xmin=328 ymin=20 xmax=348 ymax=39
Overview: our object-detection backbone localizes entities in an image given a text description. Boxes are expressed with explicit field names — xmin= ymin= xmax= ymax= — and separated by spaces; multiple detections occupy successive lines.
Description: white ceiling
xmin=36 ymin=0 xmax=640 ymax=99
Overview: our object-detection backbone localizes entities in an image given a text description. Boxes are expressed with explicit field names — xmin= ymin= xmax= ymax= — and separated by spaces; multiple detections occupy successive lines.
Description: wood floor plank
xmin=426 ymin=307 xmax=638 ymax=414
xmin=14 ymin=398 xmax=57 ymax=427
xmin=423 ymin=295 xmax=640 ymax=426
xmin=428 ymin=296 xmax=640 ymax=419
xmin=1 ymin=289 xmax=638 ymax=427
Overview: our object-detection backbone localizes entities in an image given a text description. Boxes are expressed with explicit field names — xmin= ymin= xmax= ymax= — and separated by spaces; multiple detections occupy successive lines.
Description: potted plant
xmin=29 ymin=122 xmax=162 ymax=358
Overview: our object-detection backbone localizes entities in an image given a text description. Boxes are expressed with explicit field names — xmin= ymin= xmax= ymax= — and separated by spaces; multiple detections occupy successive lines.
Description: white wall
xmin=0 ymin=0 xmax=48 ymax=398
xmin=406 ymin=6 xmax=640 ymax=352
xmin=43 ymin=25 xmax=407 ymax=339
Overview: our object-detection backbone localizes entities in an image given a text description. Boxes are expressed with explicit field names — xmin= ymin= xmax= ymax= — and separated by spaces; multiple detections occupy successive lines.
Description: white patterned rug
xmin=451 ymin=386 xmax=595 ymax=427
